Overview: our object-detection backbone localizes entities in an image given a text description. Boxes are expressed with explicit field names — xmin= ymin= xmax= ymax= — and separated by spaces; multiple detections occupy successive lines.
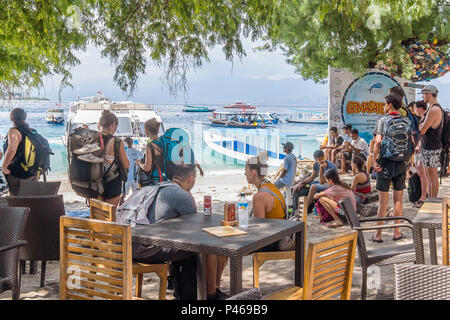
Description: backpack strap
xmin=148 ymin=142 xmax=163 ymax=182
xmin=259 ymin=187 xmax=287 ymax=216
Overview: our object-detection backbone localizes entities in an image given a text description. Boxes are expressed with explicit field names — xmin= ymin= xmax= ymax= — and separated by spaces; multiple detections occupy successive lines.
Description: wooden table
xmin=413 ymin=199 xmax=442 ymax=265
xmin=132 ymin=214 xmax=304 ymax=299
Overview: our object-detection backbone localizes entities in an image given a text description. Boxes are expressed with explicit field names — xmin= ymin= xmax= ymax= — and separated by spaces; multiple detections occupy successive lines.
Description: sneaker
xmin=216 ymin=288 xmax=230 ymax=300
xmin=77 ymin=153 xmax=104 ymax=163
xmin=73 ymin=143 xmax=101 ymax=155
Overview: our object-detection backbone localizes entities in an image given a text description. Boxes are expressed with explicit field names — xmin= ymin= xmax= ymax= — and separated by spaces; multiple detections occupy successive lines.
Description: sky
xmin=38 ymin=37 xmax=450 ymax=106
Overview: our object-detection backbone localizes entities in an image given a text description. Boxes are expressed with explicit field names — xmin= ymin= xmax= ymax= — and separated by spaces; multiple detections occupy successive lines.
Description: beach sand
xmin=2 ymin=171 xmax=449 ymax=300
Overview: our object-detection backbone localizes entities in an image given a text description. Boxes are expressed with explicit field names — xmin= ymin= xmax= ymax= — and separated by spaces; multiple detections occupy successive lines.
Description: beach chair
xmin=252 ymin=196 xmax=308 ymax=288
xmin=443 ymin=197 xmax=450 ymax=266
xmin=89 ymin=199 xmax=167 ymax=299
xmin=264 ymin=231 xmax=357 ymax=300
xmin=0 ymin=207 xmax=29 ymax=300
xmin=339 ymin=197 xmax=416 ymax=300
xmin=60 ymin=216 xmax=134 ymax=300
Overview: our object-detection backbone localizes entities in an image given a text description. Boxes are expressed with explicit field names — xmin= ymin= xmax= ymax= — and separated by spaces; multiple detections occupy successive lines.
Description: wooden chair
xmin=443 ymin=197 xmax=450 ymax=266
xmin=89 ymin=199 xmax=168 ymax=299
xmin=252 ymin=196 xmax=308 ymax=288
xmin=59 ymin=216 xmax=133 ymax=300
xmin=264 ymin=230 xmax=358 ymax=300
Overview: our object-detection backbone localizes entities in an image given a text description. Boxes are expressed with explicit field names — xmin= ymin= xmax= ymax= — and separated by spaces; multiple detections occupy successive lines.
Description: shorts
xmin=418 ymin=148 xmax=442 ymax=168
xmin=343 ymin=151 xmax=367 ymax=161
xmin=376 ymin=159 xmax=406 ymax=192
xmin=311 ymin=182 xmax=329 ymax=193
xmin=274 ymin=179 xmax=288 ymax=190
xmin=103 ymin=177 xmax=123 ymax=199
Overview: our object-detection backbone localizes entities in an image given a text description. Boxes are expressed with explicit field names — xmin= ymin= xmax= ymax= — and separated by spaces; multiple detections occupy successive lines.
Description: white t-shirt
xmin=351 ymin=137 xmax=369 ymax=157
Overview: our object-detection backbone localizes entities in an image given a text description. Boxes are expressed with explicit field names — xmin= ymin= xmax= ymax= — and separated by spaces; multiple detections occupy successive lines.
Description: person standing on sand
xmin=99 ymin=110 xmax=130 ymax=206
xmin=372 ymin=94 xmax=409 ymax=242
xmin=1 ymin=108 xmax=38 ymax=195
xmin=124 ymin=137 xmax=143 ymax=197
xmin=418 ymin=85 xmax=443 ymax=199
xmin=274 ymin=142 xmax=296 ymax=191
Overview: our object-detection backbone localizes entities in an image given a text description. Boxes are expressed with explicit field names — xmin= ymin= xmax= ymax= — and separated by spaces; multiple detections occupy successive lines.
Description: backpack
xmin=116 ymin=181 xmax=174 ymax=225
xmin=67 ymin=127 xmax=127 ymax=199
xmin=407 ymin=172 xmax=422 ymax=203
xmin=380 ymin=114 xmax=414 ymax=162
xmin=153 ymin=128 xmax=195 ymax=180
xmin=433 ymin=104 xmax=450 ymax=150
xmin=400 ymin=106 xmax=420 ymax=146
xmin=5 ymin=126 xmax=53 ymax=179
xmin=170 ymin=256 xmax=197 ymax=300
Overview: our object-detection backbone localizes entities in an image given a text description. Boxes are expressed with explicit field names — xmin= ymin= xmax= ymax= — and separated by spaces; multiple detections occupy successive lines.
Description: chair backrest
xmin=90 ymin=199 xmax=116 ymax=222
xmin=443 ymin=197 xmax=450 ymax=266
xmin=0 ymin=207 xmax=29 ymax=280
xmin=6 ymin=195 xmax=65 ymax=260
xmin=17 ymin=181 xmax=61 ymax=196
xmin=59 ymin=216 xmax=132 ymax=300
xmin=298 ymin=196 xmax=308 ymax=251
xmin=394 ymin=264 xmax=450 ymax=300
xmin=339 ymin=197 xmax=368 ymax=265
xmin=302 ymin=231 xmax=357 ymax=300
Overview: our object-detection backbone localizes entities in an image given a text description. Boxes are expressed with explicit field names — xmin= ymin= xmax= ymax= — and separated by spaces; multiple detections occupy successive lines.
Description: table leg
xmin=229 ymin=255 xmax=243 ymax=296
xmin=428 ymin=229 xmax=438 ymax=265
xmin=294 ymin=230 xmax=304 ymax=287
xmin=413 ymin=225 xmax=425 ymax=264
xmin=197 ymin=253 xmax=207 ymax=300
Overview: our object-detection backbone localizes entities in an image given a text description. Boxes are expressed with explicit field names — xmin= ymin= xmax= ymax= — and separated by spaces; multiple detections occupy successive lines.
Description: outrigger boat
xmin=209 ymin=111 xmax=273 ymax=128
xmin=182 ymin=105 xmax=216 ymax=112
xmin=286 ymin=110 xmax=328 ymax=124
xmin=46 ymin=107 xmax=64 ymax=124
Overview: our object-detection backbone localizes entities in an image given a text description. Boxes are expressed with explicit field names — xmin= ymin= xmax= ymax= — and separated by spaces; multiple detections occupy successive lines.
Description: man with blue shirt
xmin=124 ymin=137 xmax=143 ymax=197
xmin=274 ymin=142 xmax=297 ymax=190
xmin=292 ymin=150 xmax=336 ymax=213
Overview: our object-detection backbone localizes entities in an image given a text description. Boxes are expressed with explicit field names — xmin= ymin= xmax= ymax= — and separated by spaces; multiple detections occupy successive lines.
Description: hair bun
xmin=257 ymin=151 xmax=269 ymax=165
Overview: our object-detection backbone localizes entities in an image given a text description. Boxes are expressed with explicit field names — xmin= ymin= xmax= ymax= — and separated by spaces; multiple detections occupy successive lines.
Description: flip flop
xmin=393 ymin=233 xmax=404 ymax=241
xmin=412 ymin=200 xmax=424 ymax=208
xmin=371 ymin=234 xmax=383 ymax=243
xmin=327 ymin=221 xmax=344 ymax=228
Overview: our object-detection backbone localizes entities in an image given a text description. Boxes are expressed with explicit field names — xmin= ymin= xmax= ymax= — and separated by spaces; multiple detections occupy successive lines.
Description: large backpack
xmin=407 ymin=172 xmax=422 ymax=203
xmin=400 ymin=106 xmax=420 ymax=146
xmin=67 ymin=127 xmax=127 ymax=199
xmin=380 ymin=114 xmax=414 ymax=162
xmin=153 ymin=128 xmax=195 ymax=180
xmin=5 ymin=126 xmax=53 ymax=179
xmin=116 ymin=181 xmax=174 ymax=225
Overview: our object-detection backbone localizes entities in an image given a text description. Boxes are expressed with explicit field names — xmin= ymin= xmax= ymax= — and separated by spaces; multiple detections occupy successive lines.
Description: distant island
xmin=0 ymin=96 xmax=50 ymax=101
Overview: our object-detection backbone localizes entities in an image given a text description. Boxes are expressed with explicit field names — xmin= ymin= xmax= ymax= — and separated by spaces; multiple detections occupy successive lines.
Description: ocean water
xmin=0 ymin=101 xmax=327 ymax=176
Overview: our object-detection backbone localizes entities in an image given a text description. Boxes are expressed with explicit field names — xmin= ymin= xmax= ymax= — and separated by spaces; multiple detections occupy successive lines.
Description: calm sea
xmin=0 ymin=101 xmax=327 ymax=176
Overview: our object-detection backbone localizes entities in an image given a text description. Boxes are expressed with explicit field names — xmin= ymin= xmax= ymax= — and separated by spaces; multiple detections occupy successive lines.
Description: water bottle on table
xmin=238 ymin=193 xmax=249 ymax=228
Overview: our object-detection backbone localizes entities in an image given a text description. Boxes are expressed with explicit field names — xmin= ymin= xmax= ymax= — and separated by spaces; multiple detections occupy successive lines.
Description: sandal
xmin=412 ymin=200 xmax=424 ymax=208
xmin=371 ymin=234 xmax=383 ymax=243
xmin=327 ymin=221 xmax=344 ymax=228
xmin=393 ymin=233 xmax=404 ymax=241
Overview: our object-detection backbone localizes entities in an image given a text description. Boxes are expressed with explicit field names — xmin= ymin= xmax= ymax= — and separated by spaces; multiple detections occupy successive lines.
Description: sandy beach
xmin=1 ymin=169 xmax=449 ymax=300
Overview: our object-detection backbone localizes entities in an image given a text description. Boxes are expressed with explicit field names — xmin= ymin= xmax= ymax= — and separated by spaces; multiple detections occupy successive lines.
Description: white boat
xmin=46 ymin=108 xmax=64 ymax=124
xmin=62 ymin=92 xmax=163 ymax=152
xmin=286 ymin=110 xmax=328 ymax=124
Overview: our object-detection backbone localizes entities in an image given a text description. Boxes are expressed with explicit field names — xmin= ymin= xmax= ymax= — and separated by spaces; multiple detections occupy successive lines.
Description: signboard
xmin=328 ymin=67 xmax=416 ymax=143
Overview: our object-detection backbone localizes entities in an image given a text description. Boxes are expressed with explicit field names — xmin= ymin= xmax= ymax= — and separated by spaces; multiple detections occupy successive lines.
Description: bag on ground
xmin=170 ymin=256 xmax=197 ymax=300
xmin=407 ymin=172 xmax=422 ymax=203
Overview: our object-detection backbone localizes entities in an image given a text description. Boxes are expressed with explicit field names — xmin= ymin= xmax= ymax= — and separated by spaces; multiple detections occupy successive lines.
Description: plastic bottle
xmin=322 ymin=133 xmax=329 ymax=147
xmin=237 ymin=193 xmax=249 ymax=228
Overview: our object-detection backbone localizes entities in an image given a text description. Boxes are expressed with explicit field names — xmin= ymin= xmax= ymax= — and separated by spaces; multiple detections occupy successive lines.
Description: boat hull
xmin=286 ymin=119 xmax=328 ymax=124
xmin=183 ymin=109 xmax=215 ymax=112
xmin=210 ymin=120 xmax=267 ymax=129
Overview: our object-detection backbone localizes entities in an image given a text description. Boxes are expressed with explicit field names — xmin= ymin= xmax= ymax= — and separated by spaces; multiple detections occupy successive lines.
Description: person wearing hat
xmin=416 ymin=84 xmax=443 ymax=198
xmin=292 ymin=149 xmax=336 ymax=213
xmin=274 ymin=142 xmax=297 ymax=191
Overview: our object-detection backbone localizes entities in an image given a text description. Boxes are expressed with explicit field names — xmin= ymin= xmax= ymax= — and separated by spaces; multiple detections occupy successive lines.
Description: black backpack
xmin=380 ymin=114 xmax=414 ymax=162
xmin=407 ymin=172 xmax=422 ymax=203
xmin=170 ymin=256 xmax=197 ymax=300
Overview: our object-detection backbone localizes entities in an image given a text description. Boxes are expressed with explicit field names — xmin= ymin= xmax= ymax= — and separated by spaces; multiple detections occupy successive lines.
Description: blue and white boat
xmin=286 ymin=110 xmax=328 ymax=124
xmin=46 ymin=108 xmax=64 ymax=124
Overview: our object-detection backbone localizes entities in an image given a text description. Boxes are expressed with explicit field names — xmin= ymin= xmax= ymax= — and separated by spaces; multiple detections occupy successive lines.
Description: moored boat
xmin=209 ymin=111 xmax=269 ymax=128
xmin=46 ymin=107 xmax=64 ymax=124
xmin=223 ymin=102 xmax=257 ymax=110
xmin=182 ymin=105 xmax=216 ymax=112
xmin=286 ymin=110 xmax=328 ymax=124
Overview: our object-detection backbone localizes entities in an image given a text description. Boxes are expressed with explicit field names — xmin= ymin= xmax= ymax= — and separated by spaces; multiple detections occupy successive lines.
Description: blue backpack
xmin=401 ymin=106 xmax=420 ymax=146
xmin=153 ymin=128 xmax=195 ymax=180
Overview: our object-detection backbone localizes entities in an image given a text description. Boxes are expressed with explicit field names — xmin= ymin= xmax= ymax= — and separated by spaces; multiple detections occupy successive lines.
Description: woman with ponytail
xmin=313 ymin=168 xmax=356 ymax=228
xmin=2 ymin=108 xmax=36 ymax=195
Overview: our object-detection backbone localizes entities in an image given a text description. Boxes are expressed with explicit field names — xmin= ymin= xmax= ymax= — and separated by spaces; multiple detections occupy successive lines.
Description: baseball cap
xmin=282 ymin=142 xmax=294 ymax=151
xmin=313 ymin=150 xmax=325 ymax=160
xmin=421 ymin=85 xmax=438 ymax=95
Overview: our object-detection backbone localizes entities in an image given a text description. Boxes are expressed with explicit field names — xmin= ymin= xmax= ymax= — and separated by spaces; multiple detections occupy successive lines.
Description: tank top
xmin=258 ymin=181 xmax=285 ymax=219
xmin=421 ymin=104 xmax=444 ymax=150
xmin=147 ymin=141 xmax=165 ymax=182
xmin=354 ymin=172 xmax=371 ymax=194
xmin=7 ymin=125 xmax=34 ymax=179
